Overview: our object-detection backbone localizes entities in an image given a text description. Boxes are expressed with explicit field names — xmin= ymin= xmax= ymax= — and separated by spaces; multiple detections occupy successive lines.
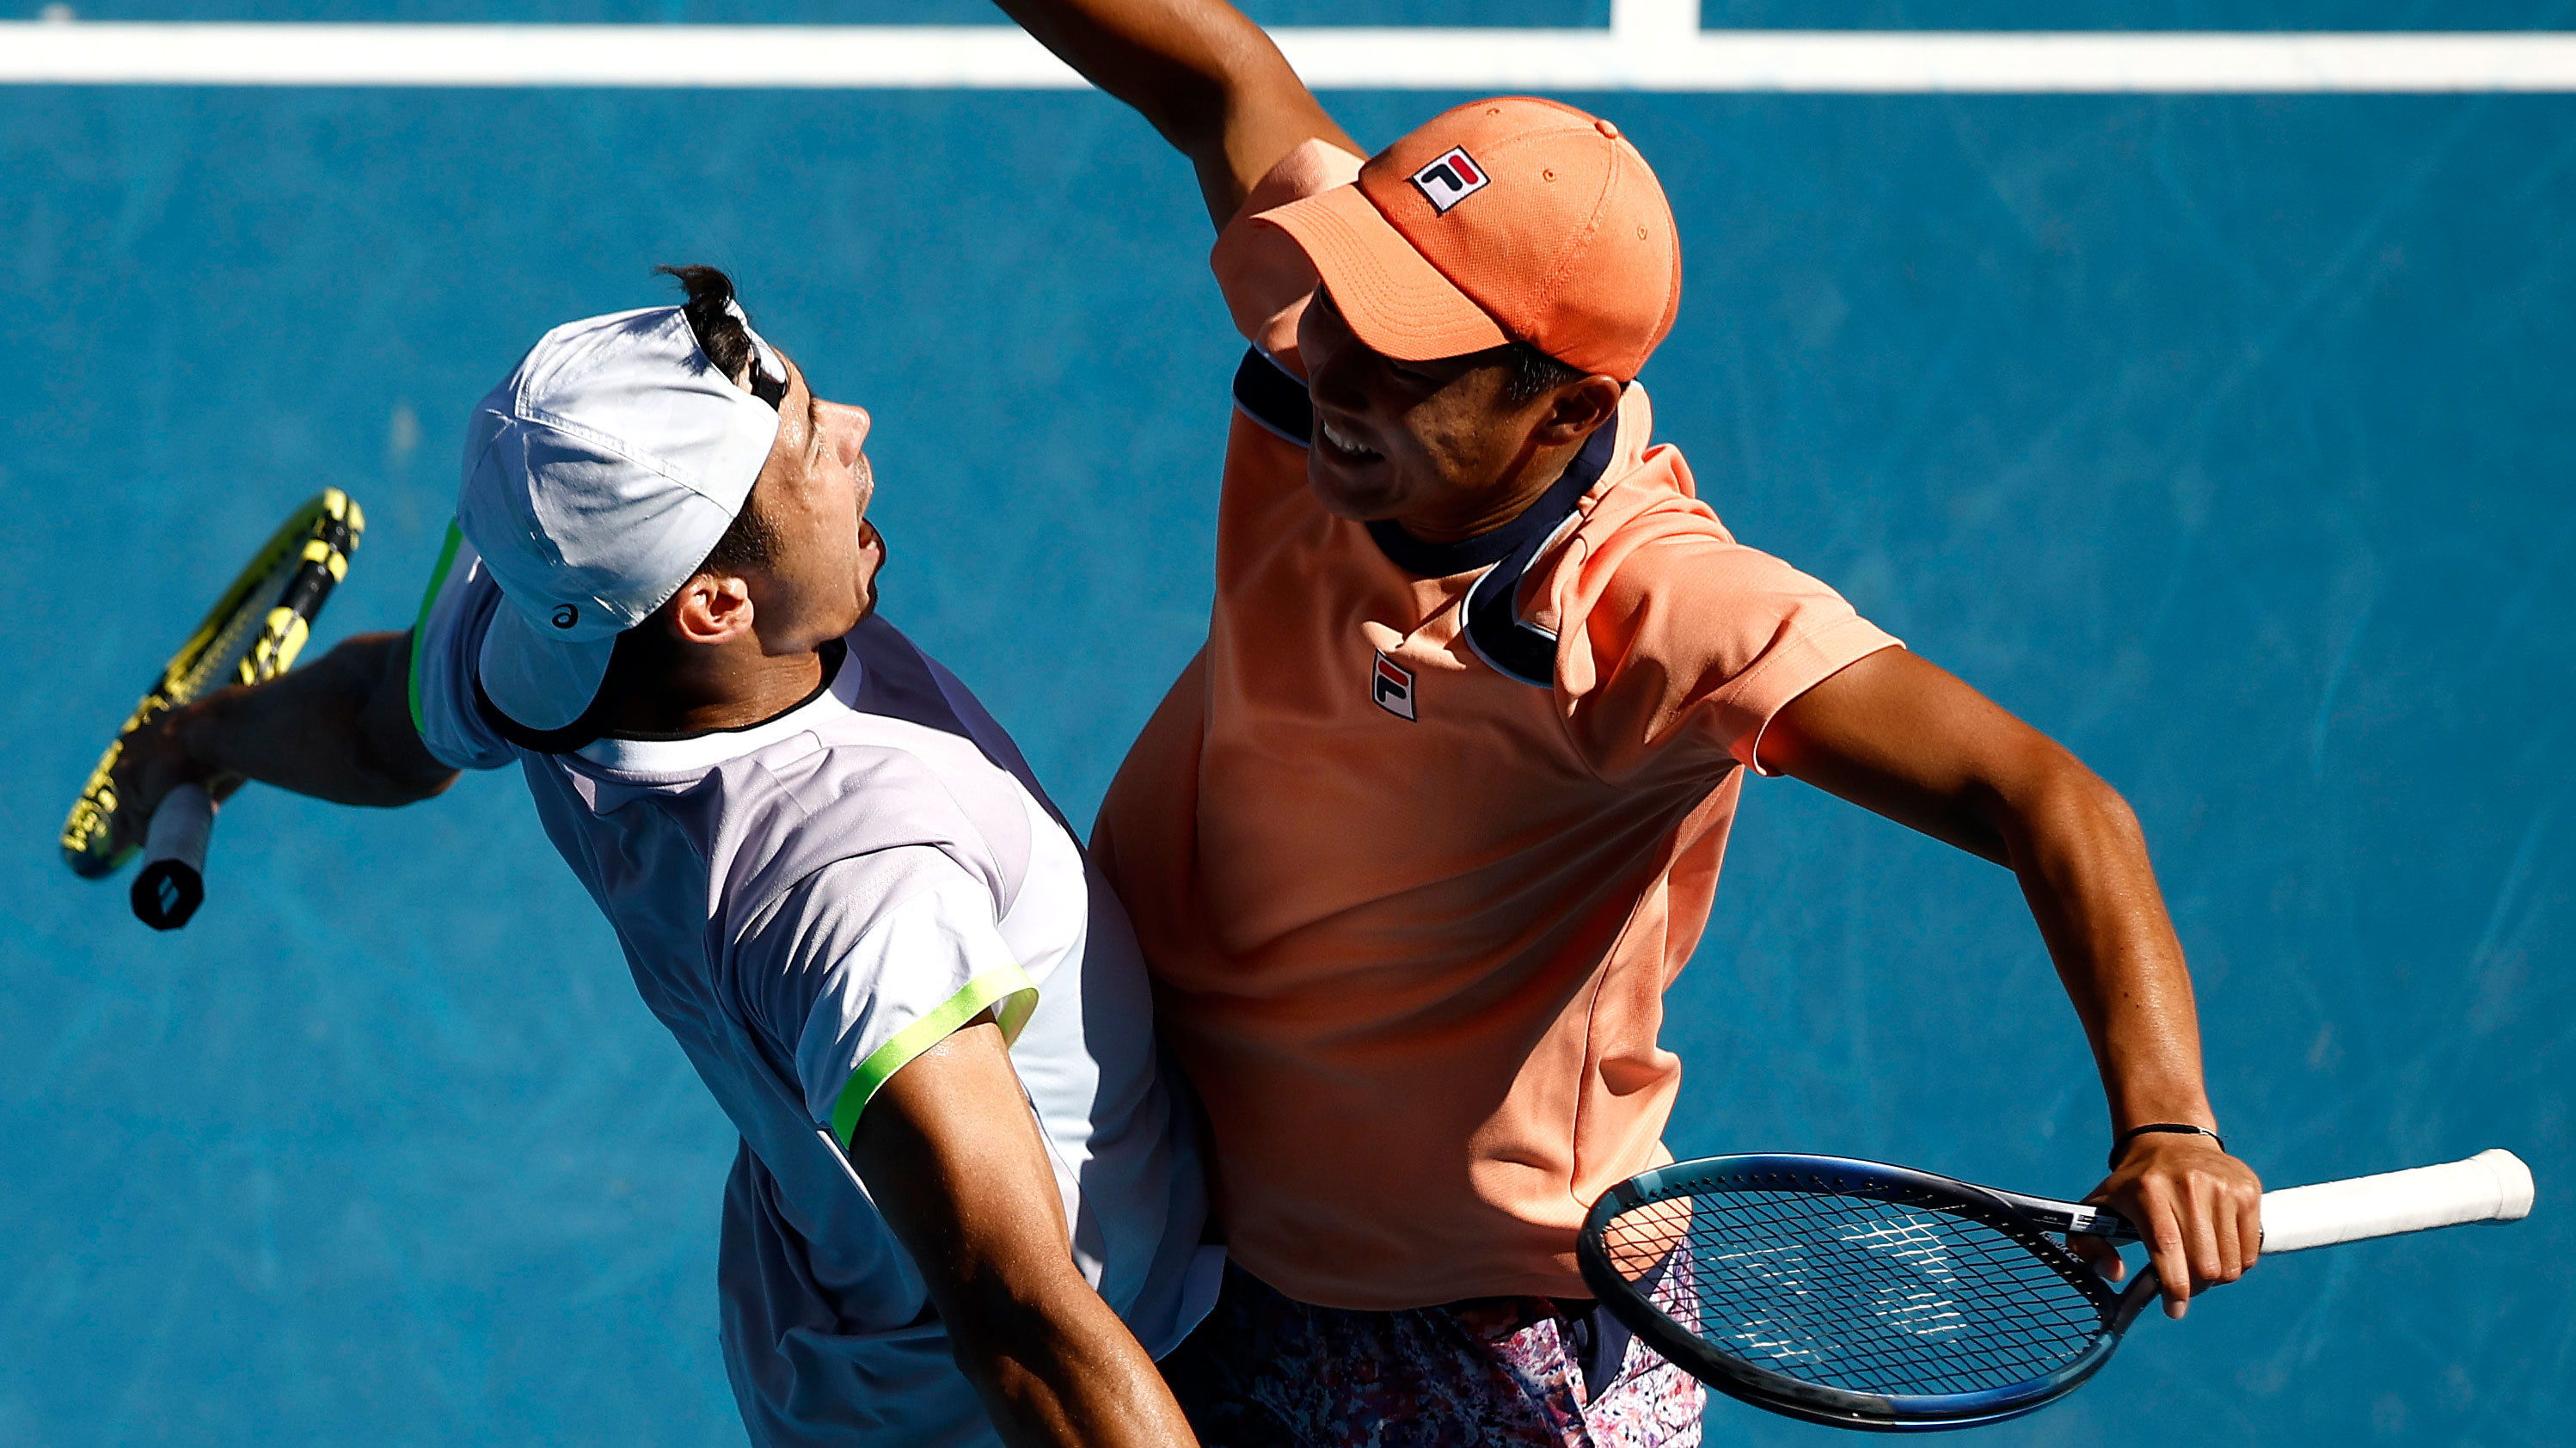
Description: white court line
xmin=2 ymin=0 xmax=2573 ymax=91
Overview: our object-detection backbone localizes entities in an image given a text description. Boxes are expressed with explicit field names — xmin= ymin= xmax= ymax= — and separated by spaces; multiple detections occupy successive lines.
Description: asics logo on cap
xmin=1409 ymin=148 xmax=1488 ymax=214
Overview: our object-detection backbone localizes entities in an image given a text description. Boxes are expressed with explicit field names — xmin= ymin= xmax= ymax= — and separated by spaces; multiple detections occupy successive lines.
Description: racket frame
xmin=1578 ymin=1153 xmax=2137 ymax=1433
xmin=59 ymin=489 xmax=363 ymax=916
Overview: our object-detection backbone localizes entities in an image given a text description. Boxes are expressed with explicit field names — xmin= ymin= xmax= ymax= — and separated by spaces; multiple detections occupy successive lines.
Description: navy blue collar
xmin=1457 ymin=422 xmax=1622 ymax=687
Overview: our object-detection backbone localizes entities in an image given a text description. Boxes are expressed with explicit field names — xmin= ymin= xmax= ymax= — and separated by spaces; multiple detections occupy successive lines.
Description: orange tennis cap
xmin=1256 ymin=97 xmax=1682 ymax=383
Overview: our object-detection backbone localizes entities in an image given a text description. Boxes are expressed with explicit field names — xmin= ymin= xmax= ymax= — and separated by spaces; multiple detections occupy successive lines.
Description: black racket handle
xmin=132 ymin=783 xmax=214 ymax=930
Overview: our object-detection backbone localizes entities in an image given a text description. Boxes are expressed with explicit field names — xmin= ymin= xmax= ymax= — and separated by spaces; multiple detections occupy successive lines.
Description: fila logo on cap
xmin=1373 ymin=652 xmax=1418 ymax=721
xmin=1409 ymin=148 xmax=1489 ymax=214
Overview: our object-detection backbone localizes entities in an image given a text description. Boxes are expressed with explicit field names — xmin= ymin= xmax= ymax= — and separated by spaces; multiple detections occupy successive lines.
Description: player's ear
xmin=668 ymin=571 xmax=757 ymax=646
xmin=1535 ymin=374 xmax=1623 ymax=448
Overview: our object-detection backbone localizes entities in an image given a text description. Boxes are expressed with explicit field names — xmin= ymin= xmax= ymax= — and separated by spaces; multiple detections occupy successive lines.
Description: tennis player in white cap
xmin=110 ymin=267 xmax=1216 ymax=1448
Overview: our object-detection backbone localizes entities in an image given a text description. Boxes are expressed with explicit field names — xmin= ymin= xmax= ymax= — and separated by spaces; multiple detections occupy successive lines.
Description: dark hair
xmin=697 ymin=481 xmax=783 ymax=578
xmin=1500 ymin=341 xmax=1587 ymax=406
xmin=658 ymin=264 xmax=784 ymax=578
xmin=658 ymin=264 xmax=762 ymax=389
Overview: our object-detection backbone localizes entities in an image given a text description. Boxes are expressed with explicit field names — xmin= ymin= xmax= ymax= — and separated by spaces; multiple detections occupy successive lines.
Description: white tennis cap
xmin=457 ymin=304 xmax=785 ymax=733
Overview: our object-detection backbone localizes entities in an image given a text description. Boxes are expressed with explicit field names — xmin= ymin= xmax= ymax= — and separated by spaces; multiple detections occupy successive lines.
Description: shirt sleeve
xmin=731 ymin=846 xmax=1040 ymax=1150
xmin=1573 ymin=533 xmax=1904 ymax=780
xmin=406 ymin=518 xmax=516 ymax=772
xmin=1209 ymin=139 xmax=1367 ymax=365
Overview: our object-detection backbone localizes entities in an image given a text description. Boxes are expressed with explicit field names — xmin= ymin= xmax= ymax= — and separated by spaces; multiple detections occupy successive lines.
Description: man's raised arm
xmin=990 ymin=0 xmax=1356 ymax=228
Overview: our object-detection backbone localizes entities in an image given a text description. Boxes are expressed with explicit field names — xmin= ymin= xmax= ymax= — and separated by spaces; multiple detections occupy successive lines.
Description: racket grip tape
xmin=131 ymin=782 xmax=215 ymax=931
xmin=2261 ymin=1149 xmax=2535 ymax=1253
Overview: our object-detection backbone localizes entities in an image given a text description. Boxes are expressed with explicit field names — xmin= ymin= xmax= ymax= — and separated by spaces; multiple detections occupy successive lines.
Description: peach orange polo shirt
xmin=1093 ymin=142 xmax=1902 ymax=1310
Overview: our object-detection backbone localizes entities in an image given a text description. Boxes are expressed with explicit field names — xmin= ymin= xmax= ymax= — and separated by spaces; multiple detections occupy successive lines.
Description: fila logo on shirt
xmin=1409 ymin=148 xmax=1489 ymax=214
xmin=1373 ymin=652 xmax=1418 ymax=721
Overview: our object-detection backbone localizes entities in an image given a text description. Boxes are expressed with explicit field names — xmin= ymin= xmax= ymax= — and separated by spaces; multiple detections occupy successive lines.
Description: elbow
xmin=2066 ymin=761 xmax=2144 ymax=845
xmin=1138 ymin=66 xmax=1241 ymax=165
xmin=2001 ymin=747 xmax=2148 ymax=868
xmin=371 ymin=739 xmax=463 ymax=806
xmin=939 ymin=1261 xmax=1107 ymax=1398
xmin=947 ymin=1258 xmax=1096 ymax=1350
xmin=1126 ymin=20 xmax=1290 ymax=163
xmin=400 ymin=763 xmax=463 ymax=806
xmin=353 ymin=718 xmax=462 ymax=807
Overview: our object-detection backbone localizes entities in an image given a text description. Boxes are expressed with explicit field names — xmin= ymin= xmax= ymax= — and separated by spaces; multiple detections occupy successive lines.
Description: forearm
xmin=953 ymin=1278 xmax=1199 ymax=1448
xmin=1987 ymin=765 xmax=2214 ymax=1131
xmin=175 ymin=631 xmax=457 ymax=807
xmin=853 ymin=1022 xmax=1199 ymax=1448
xmin=1995 ymin=768 xmax=2272 ymax=1310
xmin=988 ymin=0 xmax=1352 ymax=226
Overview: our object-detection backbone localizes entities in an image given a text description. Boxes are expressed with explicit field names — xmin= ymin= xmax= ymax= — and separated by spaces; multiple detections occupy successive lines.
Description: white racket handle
xmin=132 ymin=782 xmax=217 ymax=930
xmin=144 ymin=782 xmax=216 ymax=875
xmin=2261 ymin=1149 xmax=2534 ymax=1253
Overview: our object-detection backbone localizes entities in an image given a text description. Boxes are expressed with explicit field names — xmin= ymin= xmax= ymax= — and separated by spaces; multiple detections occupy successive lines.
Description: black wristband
xmin=2109 ymin=1122 xmax=2226 ymax=1170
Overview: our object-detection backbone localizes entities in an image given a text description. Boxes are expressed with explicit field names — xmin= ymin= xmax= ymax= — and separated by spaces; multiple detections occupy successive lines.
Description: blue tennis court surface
xmin=3 ymin=6 xmax=2571 ymax=1442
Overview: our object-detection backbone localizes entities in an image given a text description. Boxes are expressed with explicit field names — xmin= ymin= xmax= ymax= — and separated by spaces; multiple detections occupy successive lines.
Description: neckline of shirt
xmin=575 ymin=639 xmax=862 ymax=774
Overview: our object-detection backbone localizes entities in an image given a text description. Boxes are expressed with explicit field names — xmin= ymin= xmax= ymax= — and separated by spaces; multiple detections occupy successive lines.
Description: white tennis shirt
xmin=408 ymin=525 xmax=1220 ymax=1447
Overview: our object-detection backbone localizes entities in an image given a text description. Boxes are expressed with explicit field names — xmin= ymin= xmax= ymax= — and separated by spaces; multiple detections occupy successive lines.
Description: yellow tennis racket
xmin=61 ymin=488 xmax=364 ymax=929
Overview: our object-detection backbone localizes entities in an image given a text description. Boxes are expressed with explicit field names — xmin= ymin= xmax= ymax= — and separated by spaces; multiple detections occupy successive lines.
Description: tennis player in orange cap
xmin=999 ymin=1 xmax=2265 ymax=1440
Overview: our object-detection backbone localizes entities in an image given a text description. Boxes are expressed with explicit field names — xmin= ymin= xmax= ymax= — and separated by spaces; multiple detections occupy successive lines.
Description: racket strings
xmin=1601 ymin=1186 xmax=2107 ymax=1396
xmin=172 ymin=564 xmax=293 ymax=702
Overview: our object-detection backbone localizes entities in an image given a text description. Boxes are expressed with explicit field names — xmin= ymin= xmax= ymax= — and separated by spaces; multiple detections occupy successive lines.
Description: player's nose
xmin=819 ymin=400 xmax=870 ymax=463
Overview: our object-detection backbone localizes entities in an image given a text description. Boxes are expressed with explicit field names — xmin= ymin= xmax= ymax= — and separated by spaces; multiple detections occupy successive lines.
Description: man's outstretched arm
xmin=109 ymin=629 xmax=459 ymax=848
xmin=850 ymin=1017 xmax=1201 ymax=1448
xmin=1756 ymin=647 xmax=2265 ymax=1318
xmin=989 ymin=0 xmax=1355 ymax=228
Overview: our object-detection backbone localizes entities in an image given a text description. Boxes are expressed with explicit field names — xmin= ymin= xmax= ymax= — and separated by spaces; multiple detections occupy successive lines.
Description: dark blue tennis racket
xmin=1577 ymin=1149 xmax=2532 ymax=1433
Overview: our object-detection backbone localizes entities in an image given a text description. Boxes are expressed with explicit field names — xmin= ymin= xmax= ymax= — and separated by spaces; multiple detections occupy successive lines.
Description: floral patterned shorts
xmin=1158 ymin=1262 xmax=1706 ymax=1447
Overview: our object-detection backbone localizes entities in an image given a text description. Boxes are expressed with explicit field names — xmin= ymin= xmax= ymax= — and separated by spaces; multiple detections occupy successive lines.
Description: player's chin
xmin=849 ymin=527 xmax=886 ymax=624
xmin=849 ymin=585 xmax=879 ymax=628
xmin=1304 ymin=452 xmax=1401 ymax=521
